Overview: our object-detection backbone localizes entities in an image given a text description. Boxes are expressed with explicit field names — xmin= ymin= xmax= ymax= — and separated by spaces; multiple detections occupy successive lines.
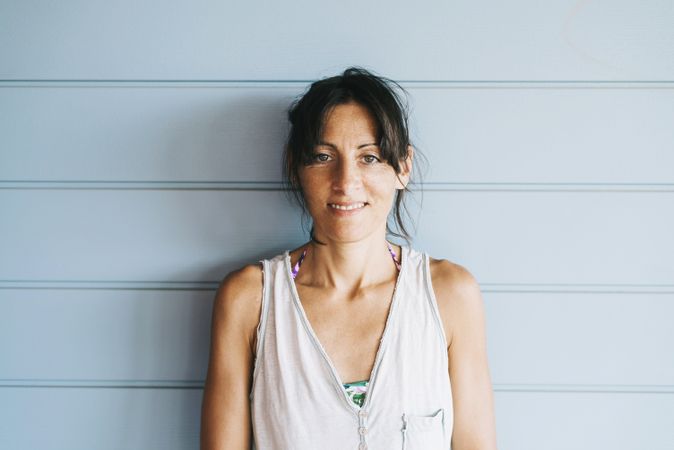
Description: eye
xmin=304 ymin=152 xmax=332 ymax=165
xmin=363 ymin=154 xmax=381 ymax=164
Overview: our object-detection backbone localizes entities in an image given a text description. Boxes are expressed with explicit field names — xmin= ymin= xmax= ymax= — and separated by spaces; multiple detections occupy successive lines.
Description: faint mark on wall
xmin=561 ymin=0 xmax=625 ymax=74
xmin=560 ymin=0 xmax=674 ymax=78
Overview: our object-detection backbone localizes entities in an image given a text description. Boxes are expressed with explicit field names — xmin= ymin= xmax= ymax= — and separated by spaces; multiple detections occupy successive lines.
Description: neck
xmin=302 ymin=234 xmax=400 ymax=291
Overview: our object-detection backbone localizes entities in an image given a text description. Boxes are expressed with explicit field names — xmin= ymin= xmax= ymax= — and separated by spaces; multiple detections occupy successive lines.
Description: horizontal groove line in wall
xmin=494 ymin=384 xmax=674 ymax=394
xmin=0 ymin=379 xmax=205 ymax=389
xmin=1 ymin=380 xmax=673 ymax=393
xmin=0 ymin=280 xmax=220 ymax=290
xmin=1 ymin=80 xmax=674 ymax=89
xmin=1 ymin=280 xmax=673 ymax=293
xmin=2 ymin=181 xmax=674 ymax=192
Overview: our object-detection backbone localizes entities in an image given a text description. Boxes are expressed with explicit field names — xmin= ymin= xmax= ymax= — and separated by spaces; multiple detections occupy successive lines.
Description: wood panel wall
xmin=1 ymin=1 xmax=672 ymax=448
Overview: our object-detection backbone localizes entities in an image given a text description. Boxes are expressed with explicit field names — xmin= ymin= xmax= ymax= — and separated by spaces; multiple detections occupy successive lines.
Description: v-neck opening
xmin=284 ymin=244 xmax=407 ymax=414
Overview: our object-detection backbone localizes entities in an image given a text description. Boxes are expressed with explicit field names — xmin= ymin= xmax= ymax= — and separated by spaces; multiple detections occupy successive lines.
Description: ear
xmin=395 ymin=144 xmax=414 ymax=190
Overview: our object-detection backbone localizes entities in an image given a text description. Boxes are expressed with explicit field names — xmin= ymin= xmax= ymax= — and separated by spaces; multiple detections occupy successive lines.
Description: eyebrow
xmin=317 ymin=141 xmax=378 ymax=149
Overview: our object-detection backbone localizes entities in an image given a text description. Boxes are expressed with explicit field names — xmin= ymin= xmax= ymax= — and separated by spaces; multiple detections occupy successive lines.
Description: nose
xmin=332 ymin=159 xmax=362 ymax=195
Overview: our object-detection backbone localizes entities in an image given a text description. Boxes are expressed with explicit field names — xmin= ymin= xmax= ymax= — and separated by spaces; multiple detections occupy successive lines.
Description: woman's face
xmin=297 ymin=101 xmax=411 ymax=244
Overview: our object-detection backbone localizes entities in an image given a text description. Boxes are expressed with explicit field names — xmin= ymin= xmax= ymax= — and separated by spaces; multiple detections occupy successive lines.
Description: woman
xmin=200 ymin=67 xmax=497 ymax=450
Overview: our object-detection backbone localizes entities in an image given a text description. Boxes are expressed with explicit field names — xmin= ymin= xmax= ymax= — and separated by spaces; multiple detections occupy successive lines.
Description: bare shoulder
xmin=217 ymin=263 xmax=263 ymax=304
xmin=428 ymin=259 xmax=497 ymax=448
xmin=202 ymin=263 xmax=263 ymax=449
xmin=212 ymin=263 xmax=264 ymax=354
xmin=429 ymin=258 xmax=481 ymax=300
xmin=428 ymin=258 xmax=484 ymax=348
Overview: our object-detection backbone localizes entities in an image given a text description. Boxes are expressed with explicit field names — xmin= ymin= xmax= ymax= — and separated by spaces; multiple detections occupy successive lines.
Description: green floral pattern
xmin=343 ymin=379 xmax=369 ymax=407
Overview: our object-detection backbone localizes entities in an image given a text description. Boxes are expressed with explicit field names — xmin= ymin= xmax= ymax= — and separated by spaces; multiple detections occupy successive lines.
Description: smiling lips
xmin=328 ymin=202 xmax=367 ymax=211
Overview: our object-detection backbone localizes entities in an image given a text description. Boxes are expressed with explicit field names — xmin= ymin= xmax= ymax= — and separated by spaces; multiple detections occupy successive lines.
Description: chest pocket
xmin=401 ymin=408 xmax=445 ymax=450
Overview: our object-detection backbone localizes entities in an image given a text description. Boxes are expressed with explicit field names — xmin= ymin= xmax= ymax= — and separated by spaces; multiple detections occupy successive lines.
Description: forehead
xmin=320 ymin=102 xmax=379 ymax=140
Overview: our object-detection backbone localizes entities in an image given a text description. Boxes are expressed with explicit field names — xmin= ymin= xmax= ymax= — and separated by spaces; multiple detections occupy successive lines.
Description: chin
xmin=314 ymin=224 xmax=383 ymax=244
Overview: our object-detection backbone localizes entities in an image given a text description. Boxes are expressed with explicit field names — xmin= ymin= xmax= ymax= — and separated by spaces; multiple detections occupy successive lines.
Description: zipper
xmin=360 ymin=261 xmax=404 ymax=412
xmin=285 ymin=246 xmax=406 ymax=416
xmin=285 ymin=251 xmax=360 ymax=413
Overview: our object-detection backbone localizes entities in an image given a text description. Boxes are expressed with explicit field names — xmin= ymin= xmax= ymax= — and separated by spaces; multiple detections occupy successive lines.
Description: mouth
xmin=328 ymin=202 xmax=367 ymax=211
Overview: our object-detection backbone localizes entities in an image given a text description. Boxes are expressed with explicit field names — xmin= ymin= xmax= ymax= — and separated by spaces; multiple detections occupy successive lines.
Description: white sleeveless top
xmin=250 ymin=246 xmax=453 ymax=450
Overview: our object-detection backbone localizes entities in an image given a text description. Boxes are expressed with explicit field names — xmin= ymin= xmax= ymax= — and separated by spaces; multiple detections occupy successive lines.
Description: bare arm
xmin=200 ymin=264 xmax=263 ymax=450
xmin=431 ymin=259 xmax=498 ymax=450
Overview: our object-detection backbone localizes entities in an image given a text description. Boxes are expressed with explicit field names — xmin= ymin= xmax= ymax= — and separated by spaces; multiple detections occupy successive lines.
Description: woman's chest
xmin=295 ymin=284 xmax=396 ymax=382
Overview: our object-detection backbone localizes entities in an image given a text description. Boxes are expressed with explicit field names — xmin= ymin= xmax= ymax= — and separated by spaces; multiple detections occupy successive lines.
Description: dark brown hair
xmin=282 ymin=66 xmax=424 ymax=244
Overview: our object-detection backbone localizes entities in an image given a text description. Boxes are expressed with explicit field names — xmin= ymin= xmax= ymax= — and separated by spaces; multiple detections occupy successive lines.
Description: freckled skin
xmin=297 ymin=101 xmax=410 ymax=244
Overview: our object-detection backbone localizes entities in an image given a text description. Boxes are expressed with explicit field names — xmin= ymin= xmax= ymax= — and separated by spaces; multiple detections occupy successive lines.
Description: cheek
xmin=297 ymin=168 xmax=312 ymax=191
xmin=297 ymin=172 xmax=325 ymax=207
xmin=369 ymin=170 xmax=399 ymax=192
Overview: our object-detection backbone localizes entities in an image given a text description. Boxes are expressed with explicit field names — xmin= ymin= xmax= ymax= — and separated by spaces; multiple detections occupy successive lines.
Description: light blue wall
xmin=1 ymin=1 xmax=673 ymax=449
